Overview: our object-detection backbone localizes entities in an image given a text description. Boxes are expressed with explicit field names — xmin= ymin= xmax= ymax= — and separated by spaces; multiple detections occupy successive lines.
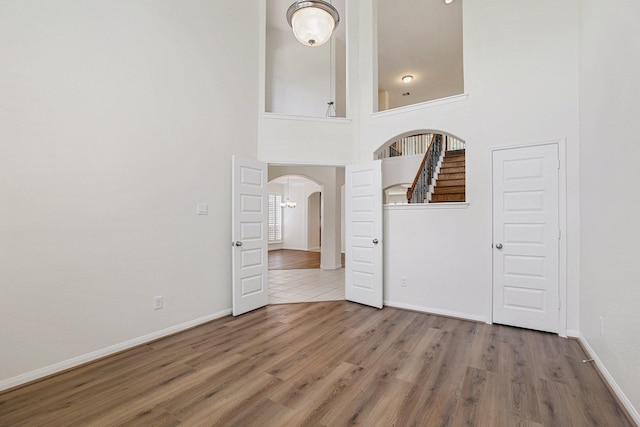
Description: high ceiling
xmin=266 ymin=0 xmax=463 ymax=111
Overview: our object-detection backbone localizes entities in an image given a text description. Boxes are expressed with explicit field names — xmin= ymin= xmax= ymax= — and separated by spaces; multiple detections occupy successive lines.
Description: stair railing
xmin=406 ymin=134 xmax=442 ymax=203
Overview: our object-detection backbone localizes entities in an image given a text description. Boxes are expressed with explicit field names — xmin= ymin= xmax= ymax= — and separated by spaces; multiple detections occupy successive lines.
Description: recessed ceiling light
xmin=444 ymin=0 xmax=453 ymax=4
xmin=401 ymin=75 xmax=414 ymax=83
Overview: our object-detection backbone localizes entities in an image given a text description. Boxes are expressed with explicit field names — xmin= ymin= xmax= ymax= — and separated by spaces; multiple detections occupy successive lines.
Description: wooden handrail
xmin=406 ymin=134 xmax=436 ymax=202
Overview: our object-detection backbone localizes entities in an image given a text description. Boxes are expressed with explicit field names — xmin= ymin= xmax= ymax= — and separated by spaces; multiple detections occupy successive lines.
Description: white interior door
xmin=492 ymin=144 xmax=560 ymax=333
xmin=232 ymin=156 xmax=268 ymax=316
xmin=345 ymin=160 xmax=383 ymax=308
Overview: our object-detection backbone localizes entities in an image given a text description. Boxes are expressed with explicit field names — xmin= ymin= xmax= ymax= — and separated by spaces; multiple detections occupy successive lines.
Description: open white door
xmin=232 ymin=156 xmax=268 ymax=316
xmin=492 ymin=144 xmax=560 ymax=333
xmin=345 ymin=160 xmax=383 ymax=308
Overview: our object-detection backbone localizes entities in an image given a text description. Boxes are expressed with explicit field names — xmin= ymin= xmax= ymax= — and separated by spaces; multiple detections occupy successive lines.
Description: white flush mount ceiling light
xmin=286 ymin=1 xmax=340 ymax=47
xmin=402 ymin=75 xmax=414 ymax=83
xmin=444 ymin=0 xmax=454 ymax=4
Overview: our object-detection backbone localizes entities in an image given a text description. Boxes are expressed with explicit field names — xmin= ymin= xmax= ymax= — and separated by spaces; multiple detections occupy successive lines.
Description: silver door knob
xmin=373 ymin=239 xmax=379 ymax=244
xmin=234 ymin=241 xmax=243 ymax=247
xmin=495 ymin=243 xmax=503 ymax=249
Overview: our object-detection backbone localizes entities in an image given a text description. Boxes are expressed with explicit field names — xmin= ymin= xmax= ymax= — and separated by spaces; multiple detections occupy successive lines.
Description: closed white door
xmin=345 ymin=161 xmax=383 ymax=308
xmin=492 ymin=144 xmax=560 ymax=333
xmin=232 ymin=156 xmax=268 ymax=316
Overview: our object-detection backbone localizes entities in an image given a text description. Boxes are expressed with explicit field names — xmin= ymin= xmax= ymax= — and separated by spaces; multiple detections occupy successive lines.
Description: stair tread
xmin=435 ymin=179 xmax=465 ymax=187
xmin=430 ymin=194 xmax=466 ymax=202
xmin=441 ymin=161 xmax=465 ymax=167
xmin=437 ymin=172 xmax=465 ymax=180
xmin=433 ymin=186 xmax=465 ymax=194
xmin=440 ymin=167 xmax=465 ymax=174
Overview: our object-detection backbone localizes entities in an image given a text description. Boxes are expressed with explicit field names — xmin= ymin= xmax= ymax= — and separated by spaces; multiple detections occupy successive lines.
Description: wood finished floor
xmin=0 ymin=302 xmax=633 ymax=427
xmin=268 ymin=249 xmax=345 ymax=270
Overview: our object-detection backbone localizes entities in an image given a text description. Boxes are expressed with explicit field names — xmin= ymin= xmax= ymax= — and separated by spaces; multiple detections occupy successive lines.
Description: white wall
xmin=282 ymin=180 xmax=321 ymax=251
xmin=382 ymin=155 xmax=423 ymax=189
xmin=0 ymin=0 xmax=259 ymax=388
xmin=258 ymin=0 xmax=359 ymax=165
xmin=307 ymin=192 xmax=322 ymax=251
xmin=266 ymin=28 xmax=333 ymax=117
xmin=259 ymin=1 xmax=581 ymax=329
xmin=357 ymin=1 xmax=582 ymax=328
xmin=579 ymin=0 xmax=640 ymax=419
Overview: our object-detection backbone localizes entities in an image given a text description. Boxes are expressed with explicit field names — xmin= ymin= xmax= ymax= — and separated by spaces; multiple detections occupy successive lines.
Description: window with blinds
xmin=268 ymin=193 xmax=282 ymax=242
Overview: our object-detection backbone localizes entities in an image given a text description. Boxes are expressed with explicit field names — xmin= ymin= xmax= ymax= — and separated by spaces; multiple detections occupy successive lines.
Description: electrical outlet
xmin=401 ymin=276 xmax=407 ymax=287
xmin=599 ymin=316 xmax=604 ymax=335
xmin=196 ymin=203 xmax=208 ymax=215
xmin=154 ymin=296 xmax=163 ymax=310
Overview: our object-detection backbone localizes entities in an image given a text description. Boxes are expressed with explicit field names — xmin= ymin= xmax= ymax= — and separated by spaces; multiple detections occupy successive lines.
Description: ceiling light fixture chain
xmin=326 ymin=15 xmax=336 ymax=117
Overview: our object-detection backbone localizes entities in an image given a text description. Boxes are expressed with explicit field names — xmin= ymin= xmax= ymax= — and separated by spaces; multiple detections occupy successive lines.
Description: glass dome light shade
xmin=287 ymin=1 xmax=339 ymax=47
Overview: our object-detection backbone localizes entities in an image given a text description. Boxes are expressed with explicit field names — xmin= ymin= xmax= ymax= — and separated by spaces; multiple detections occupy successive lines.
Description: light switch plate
xmin=197 ymin=203 xmax=208 ymax=215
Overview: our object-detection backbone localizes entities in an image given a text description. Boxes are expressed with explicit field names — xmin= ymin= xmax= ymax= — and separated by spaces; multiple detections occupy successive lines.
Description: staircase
xmin=431 ymin=149 xmax=466 ymax=203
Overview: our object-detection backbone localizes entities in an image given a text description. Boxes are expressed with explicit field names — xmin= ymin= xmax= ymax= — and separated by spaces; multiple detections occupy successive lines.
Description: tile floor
xmin=269 ymin=268 xmax=345 ymax=304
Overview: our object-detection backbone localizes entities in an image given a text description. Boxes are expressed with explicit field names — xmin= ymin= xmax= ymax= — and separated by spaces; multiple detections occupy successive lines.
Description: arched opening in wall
xmin=378 ymin=131 xmax=466 ymax=204
xmin=384 ymin=184 xmax=412 ymax=204
xmin=267 ymin=168 xmax=345 ymax=304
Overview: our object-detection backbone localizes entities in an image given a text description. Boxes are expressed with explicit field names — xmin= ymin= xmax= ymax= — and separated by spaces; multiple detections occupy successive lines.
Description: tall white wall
xmin=359 ymin=1 xmax=581 ymax=329
xmin=0 ymin=0 xmax=259 ymax=388
xmin=579 ymin=0 xmax=640 ymax=419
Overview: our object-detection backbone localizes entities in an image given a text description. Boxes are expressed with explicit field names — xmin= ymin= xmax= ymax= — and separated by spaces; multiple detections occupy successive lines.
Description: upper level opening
xmin=265 ymin=0 xmax=347 ymax=118
xmin=376 ymin=0 xmax=464 ymax=112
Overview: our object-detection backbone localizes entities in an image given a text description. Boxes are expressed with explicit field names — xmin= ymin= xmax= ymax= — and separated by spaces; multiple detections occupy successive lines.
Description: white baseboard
xmin=566 ymin=329 xmax=580 ymax=338
xmin=384 ymin=300 xmax=487 ymax=323
xmin=0 ymin=309 xmax=232 ymax=393
xmin=578 ymin=334 xmax=640 ymax=425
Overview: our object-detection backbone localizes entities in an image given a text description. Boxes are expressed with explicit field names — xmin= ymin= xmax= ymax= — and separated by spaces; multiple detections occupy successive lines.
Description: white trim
xmin=372 ymin=93 xmax=469 ymax=118
xmin=384 ymin=300 xmax=487 ymax=324
xmin=383 ymin=202 xmax=470 ymax=210
xmin=566 ymin=329 xmax=580 ymax=338
xmin=428 ymin=150 xmax=447 ymax=201
xmin=578 ymin=335 xmax=640 ymax=425
xmin=0 ymin=309 xmax=231 ymax=393
xmin=262 ymin=112 xmax=352 ymax=124
xmin=558 ymin=139 xmax=568 ymax=338
xmin=489 ymin=139 xmax=568 ymax=337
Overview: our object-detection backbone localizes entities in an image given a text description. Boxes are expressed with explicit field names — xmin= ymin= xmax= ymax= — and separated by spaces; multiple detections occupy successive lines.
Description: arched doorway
xmin=267 ymin=167 xmax=345 ymax=304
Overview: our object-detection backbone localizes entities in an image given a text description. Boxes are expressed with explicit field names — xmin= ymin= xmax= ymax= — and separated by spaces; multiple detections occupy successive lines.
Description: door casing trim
xmin=489 ymin=139 xmax=567 ymax=337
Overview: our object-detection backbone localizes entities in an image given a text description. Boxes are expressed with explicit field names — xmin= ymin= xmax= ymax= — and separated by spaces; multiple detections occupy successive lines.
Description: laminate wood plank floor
xmin=268 ymin=249 xmax=345 ymax=270
xmin=0 ymin=302 xmax=633 ymax=426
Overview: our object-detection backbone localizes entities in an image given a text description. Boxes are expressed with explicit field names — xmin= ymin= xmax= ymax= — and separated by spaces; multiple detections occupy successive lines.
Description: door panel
xmin=492 ymin=144 xmax=559 ymax=333
xmin=232 ymin=156 xmax=268 ymax=316
xmin=345 ymin=161 xmax=383 ymax=308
